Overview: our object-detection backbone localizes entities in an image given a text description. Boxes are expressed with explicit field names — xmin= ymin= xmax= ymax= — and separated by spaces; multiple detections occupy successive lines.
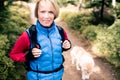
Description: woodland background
xmin=0 ymin=0 xmax=120 ymax=80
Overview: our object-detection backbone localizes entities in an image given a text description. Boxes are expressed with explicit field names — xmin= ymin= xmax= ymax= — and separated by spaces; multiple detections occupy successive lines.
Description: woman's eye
xmin=49 ymin=11 xmax=53 ymax=14
xmin=40 ymin=11 xmax=45 ymax=13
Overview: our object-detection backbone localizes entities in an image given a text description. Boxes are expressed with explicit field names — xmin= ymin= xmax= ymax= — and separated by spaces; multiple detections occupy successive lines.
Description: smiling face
xmin=35 ymin=0 xmax=59 ymax=27
xmin=37 ymin=1 xmax=54 ymax=27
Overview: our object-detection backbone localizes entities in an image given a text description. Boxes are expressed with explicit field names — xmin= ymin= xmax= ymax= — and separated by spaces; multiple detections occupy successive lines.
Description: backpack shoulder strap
xmin=26 ymin=25 xmax=65 ymax=48
xmin=57 ymin=25 xmax=72 ymax=51
xmin=26 ymin=25 xmax=37 ymax=48
xmin=56 ymin=25 xmax=65 ymax=42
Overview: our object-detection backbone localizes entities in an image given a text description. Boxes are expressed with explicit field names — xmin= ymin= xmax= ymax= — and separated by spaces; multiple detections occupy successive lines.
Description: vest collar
xmin=36 ymin=20 xmax=56 ymax=33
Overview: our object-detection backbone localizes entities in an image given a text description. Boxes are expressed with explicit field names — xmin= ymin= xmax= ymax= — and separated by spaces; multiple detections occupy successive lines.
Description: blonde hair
xmin=35 ymin=0 xmax=59 ymax=19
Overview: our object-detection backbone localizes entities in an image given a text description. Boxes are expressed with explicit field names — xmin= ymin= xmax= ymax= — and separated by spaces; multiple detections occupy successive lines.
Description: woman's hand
xmin=32 ymin=48 xmax=42 ymax=58
xmin=62 ymin=40 xmax=71 ymax=49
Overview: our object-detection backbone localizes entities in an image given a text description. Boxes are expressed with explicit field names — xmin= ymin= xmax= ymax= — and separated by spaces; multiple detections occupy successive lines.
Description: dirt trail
xmin=28 ymin=3 xmax=117 ymax=80
xmin=56 ymin=20 xmax=116 ymax=80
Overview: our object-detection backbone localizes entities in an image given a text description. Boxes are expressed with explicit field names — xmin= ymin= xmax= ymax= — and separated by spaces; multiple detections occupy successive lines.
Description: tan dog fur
xmin=70 ymin=46 xmax=95 ymax=80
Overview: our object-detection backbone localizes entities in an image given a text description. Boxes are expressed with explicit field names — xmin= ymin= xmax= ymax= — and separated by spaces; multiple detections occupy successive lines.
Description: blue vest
xmin=26 ymin=21 xmax=64 ymax=80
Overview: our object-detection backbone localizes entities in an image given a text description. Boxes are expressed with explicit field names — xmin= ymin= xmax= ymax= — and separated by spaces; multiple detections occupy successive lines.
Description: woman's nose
xmin=44 ymin=13 xmax=49 ymax=18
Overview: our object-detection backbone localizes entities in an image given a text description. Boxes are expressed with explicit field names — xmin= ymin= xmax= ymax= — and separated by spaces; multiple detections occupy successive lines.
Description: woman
xmin=9 ymin=0 xmax=71 ymax=80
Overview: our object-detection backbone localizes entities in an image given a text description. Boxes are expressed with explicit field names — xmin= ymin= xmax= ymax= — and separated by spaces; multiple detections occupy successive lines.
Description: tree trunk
xmin=101 ymin=0 xmax=105 ymax=20
xmin=0 ymin=0 xmax=5 ymax=9
xmin=78 ymin=0 xmax=82 ymax=11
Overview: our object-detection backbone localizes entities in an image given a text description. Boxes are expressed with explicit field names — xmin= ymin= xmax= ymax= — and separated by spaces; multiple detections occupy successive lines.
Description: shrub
xmin=0 ymin=1 xmax=30 ymax=79
xmin=61 ymin=10 xmax=120 ymax=67
xmin=60 ymin=11 xmax=93 ymax=30
xmin=92 ymin=20 xmax=120 ymax=67
xmin=0 ymin=35 xmax=14 ymax=80
xmin=82 ymin=26 xmax=97 ymax=41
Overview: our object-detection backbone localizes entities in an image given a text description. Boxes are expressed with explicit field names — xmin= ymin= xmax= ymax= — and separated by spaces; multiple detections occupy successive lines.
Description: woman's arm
xmin=9 ymin=32 xmax=30 ymax=62
xmin=62 ymin=30 xmax=72 ymax=51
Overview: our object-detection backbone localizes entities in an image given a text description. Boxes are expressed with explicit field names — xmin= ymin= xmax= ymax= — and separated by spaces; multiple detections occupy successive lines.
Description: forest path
xmin=28 ymin=2 xmax=117 ymax=80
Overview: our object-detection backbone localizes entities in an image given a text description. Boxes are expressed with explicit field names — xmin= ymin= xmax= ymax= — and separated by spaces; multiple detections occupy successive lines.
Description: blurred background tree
xmin=1 ymin=0 xmax=120 ymax=79
xmin=0 ymin=0 xmax=30 ymax=80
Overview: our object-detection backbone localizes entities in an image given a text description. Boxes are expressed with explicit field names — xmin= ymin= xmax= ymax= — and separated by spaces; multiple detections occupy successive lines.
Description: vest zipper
xmin=47 ymin=29 xmax=54 ymax=79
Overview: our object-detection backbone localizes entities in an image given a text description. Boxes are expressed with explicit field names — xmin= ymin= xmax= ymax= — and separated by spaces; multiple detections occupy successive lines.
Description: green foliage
xmin=60 ymin=11 xmax=92 ymax=30
xmin=0 ymin=35 xmax=14 ymax=80
xmin=67 ymin=14 xmax=83 ymax=30
xmin=57 ymin=0 xmax=67 ymax=6
xmin=82 ymin=26 xmax=97 ymax=41
xmin=85 ymin=0 xmax=112 ymax=8
xmin=0 ymin=1 xmax=30 ymax=80
xmin=107 ymin=20 xmax=120 ymax=67
xmin=91 ymin=10 xmax=115 ymax=26
xmin=61 ymin=10 xmax=120 ymax=67
xmin=85 ymin=0 xmax=101 ymax=8
xmin=113 ymin=3 xmax=120 ymax=19
xmin=7 ymin=63 xmax=27 ymax=80
xmin=0 ymin=35 xmax=9 ymax=50
xmin=60 ymin=11 xmax=79 ymax=29
xmin=92 ymin=19 xmax=120 ymax=67
xmin=60 ymin=11 xmax=75 ymax=23
xmin=56 ymin=0 xmax=78 ymax=7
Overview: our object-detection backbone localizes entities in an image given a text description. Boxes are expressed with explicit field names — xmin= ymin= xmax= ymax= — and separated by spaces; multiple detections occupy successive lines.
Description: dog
xmin=70 ymin=46 xmax=95 ymax=80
